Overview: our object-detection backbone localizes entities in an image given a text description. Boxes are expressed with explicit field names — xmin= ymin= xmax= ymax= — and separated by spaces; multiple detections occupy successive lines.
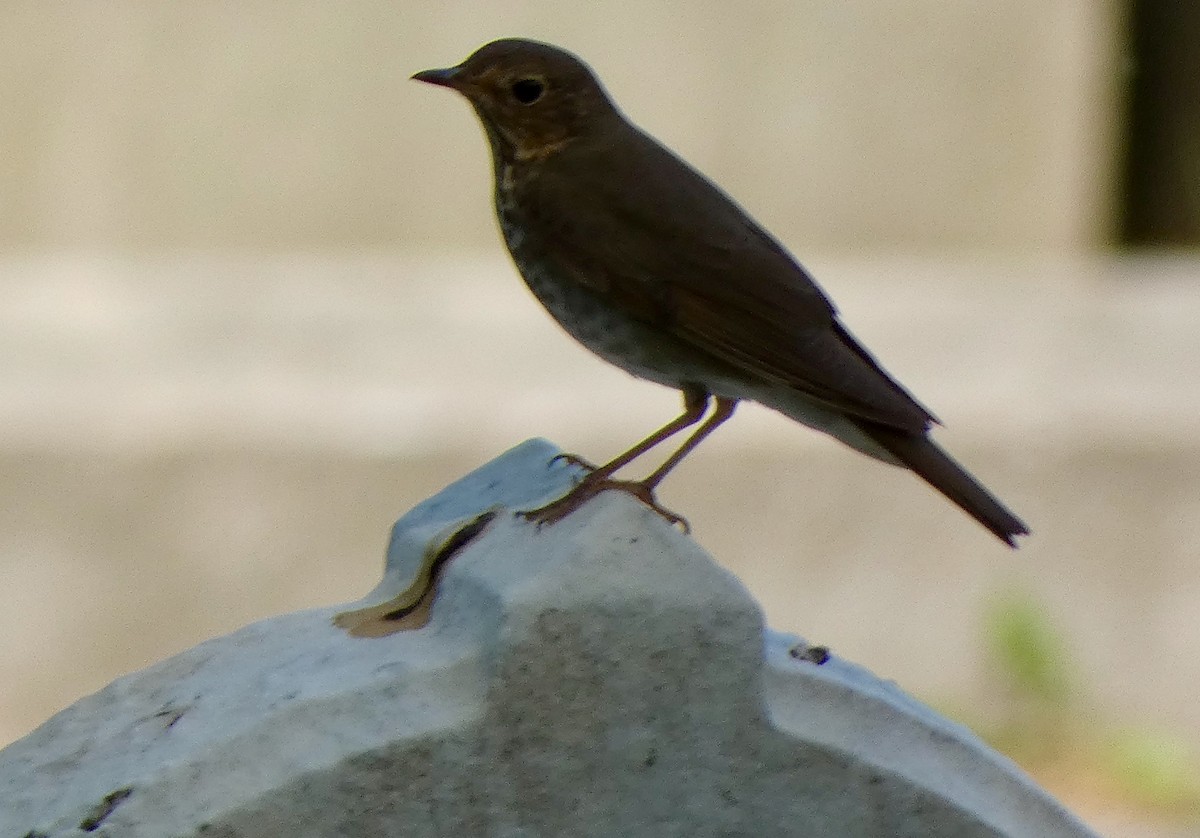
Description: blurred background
xmin=2 ymin=2 xmax=1198 ymax=834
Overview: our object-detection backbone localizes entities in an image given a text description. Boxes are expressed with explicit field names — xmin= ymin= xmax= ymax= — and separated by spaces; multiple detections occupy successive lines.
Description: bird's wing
xmin=522 ymin=131 xmax=935 ymax=434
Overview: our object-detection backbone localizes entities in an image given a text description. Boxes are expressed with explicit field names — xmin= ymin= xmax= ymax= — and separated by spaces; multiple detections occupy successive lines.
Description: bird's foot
xmin=549 ymin=452 xmax=598 ymax=472
xmin=520 ymin=476 xmax=690 ymax=533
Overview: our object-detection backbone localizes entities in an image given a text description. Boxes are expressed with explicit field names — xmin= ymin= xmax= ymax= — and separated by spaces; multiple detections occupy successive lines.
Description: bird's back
xmin=504 ymin=120 xmax=936 ymax=436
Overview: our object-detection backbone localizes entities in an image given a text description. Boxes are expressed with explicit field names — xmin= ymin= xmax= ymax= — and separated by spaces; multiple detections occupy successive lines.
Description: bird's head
xmin=413 ymin=38 xmax=619 ymax=162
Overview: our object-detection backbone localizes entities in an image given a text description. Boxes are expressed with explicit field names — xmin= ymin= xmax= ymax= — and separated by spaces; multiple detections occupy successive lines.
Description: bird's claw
xmin=606 ymin=479 xmax=690 ymax=533
xmin=549 ymin=452 xmax=598 ymax=473
xmin=520 ymin=476 xmax=690 ymax=534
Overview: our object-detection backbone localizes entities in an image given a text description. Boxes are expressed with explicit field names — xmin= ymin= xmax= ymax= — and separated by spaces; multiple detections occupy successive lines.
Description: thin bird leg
xmin=550 ymin=385 xmax=710 ymax=477
xmin=521 ymin=386 xmax=710 ymax=527
xmin=637 ymin=397 xmax=738 ymax=490
xmin=565 ymin=397 xmax=738 ymax=533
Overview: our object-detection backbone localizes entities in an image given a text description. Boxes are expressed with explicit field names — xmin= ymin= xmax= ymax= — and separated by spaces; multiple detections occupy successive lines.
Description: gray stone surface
xmin=0 ymin=441 xmax=1096 ymax=837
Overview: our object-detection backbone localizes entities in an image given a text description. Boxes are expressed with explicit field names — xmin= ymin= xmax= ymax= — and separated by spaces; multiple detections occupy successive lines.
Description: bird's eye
xmin=510 ymin=78 xmax=546 ymax=105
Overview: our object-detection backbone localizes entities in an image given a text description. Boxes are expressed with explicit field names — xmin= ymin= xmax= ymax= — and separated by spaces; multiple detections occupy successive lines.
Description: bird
xmin=412 ymin=38 xmax=1030 ymax=546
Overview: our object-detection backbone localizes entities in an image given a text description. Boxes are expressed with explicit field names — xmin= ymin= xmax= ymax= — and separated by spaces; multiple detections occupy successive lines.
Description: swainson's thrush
xmin=414 ymin=38 xmax=1029 ymax=546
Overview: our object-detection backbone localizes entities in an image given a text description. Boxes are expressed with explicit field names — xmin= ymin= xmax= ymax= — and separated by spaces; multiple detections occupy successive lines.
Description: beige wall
xmin=0 ymin=1 xmax=1122 ymax=253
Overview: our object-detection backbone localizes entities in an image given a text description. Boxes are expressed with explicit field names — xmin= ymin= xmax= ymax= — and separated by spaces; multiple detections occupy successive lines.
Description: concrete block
xmin=0 ymin=440 xmax=1096 ymax=837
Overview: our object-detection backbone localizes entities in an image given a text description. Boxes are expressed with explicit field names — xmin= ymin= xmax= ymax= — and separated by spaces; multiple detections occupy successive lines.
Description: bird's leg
xmin=547 ymin=385 xmax=710 ymax=481
xmin=582 ymin=397 xmax=738 ymax=532
xmin=637 ymin=396 xmax=738 ymax=492
xmin=522 ymin=394 xmax=738 ymax=533
xmin=522 ymin=387 xmax=710 ymax=527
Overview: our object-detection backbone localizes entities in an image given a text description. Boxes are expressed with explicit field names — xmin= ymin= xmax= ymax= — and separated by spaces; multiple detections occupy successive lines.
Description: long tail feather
xmin=856 ymin=423 xmax=1030 ymax=547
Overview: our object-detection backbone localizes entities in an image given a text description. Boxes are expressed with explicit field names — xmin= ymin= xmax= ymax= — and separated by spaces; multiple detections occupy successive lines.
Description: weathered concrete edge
xmin=0 ymin=439 xmax=1097 ymax=836
xmin=762 ymin=630 xmax=1094 ymax=836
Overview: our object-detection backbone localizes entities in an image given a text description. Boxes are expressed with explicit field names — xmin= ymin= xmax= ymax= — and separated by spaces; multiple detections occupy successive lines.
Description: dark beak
xmin=411 ymin=66 xmax=463 ymax=89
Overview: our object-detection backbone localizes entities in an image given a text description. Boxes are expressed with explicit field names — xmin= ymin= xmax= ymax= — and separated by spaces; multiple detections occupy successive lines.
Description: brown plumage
xmin=414 ymin=38 xmax=1029 ymax=546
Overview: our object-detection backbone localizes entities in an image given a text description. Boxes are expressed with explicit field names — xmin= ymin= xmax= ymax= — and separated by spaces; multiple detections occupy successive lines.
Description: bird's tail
xmin=855 ymin=423 xmax=1030 ymax=547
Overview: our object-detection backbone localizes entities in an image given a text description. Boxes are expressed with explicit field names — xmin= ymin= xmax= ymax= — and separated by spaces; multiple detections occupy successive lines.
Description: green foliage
xmin=977 ymin=587 xmax=1200 ymax=822
xmin=1103 ymin=728 xmax=1200 ymax=812
xmin=984 ymin=590 xmax=1073 ymax=707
